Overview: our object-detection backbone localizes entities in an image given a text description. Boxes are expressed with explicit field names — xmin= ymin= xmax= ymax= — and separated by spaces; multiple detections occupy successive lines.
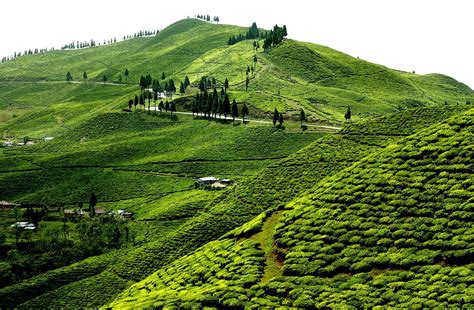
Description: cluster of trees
xmin=139 ymin=73 xmax=179 ymax=95
xmin=127 ymin=92 xmax=176 ymax=114
xmin=61 ymin=39 xmax=97 ymax=50
xmin=196 ymin=15 xmax=219 ymax=23
xmin=123 ymin=30 xmax=159 ymax=40
xmin=1 ymin=47 xmax=56 ymax=63
xmin=272 ymin=108 xmax=284 ymax=128
xmin=198 ymin=76 xmax=226 ymax=91
xmin=228 ymin=22 xmax=262 ymax=45
xmin=262 ymin=24 xmax=288 ymax=49
xmin=192 ymin=87 xmax=248 ymax=122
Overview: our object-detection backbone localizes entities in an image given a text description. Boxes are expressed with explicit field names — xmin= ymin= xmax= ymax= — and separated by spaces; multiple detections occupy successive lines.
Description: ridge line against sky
xmin=1 ymin=0 xmax=472 ymax=89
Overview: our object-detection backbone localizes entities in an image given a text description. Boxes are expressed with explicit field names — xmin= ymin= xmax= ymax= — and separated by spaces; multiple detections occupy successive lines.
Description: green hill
xmin=0 ymin=17 xmax=472 ymax=308
xmin=107 ymin=108 xmax=474 ymax=308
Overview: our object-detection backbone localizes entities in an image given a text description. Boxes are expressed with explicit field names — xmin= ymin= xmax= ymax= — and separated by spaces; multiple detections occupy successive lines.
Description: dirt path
xmin=148 ymin=107 xmax=342 ymax=130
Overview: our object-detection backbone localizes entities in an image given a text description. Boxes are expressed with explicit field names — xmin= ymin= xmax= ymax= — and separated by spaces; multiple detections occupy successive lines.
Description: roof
xmin=10 ymin=222 xmax=35 ymax=229
xmin=197 ymin=177 xmax=218 ymax=182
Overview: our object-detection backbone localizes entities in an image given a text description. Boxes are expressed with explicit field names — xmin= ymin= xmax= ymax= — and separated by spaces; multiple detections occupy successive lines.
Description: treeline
xmin=1 ymin=29 xmax=159 ymax=63
xmin=123 ymin=29 xmax=159 ymax=40
xmin=192 ymin=79 xmax=249 ymax=122
xmin=196 ymin=14 xmax=220 ymax=23
xmin=262 ymin=24 xmax=288 ymax=49
xmin=228 ymin=23 xmax=288 ymax=49
xmin=1 ymin=47 xmax=55 ymax=63
xmin=228 ymin=22 xmax=261 ymax=45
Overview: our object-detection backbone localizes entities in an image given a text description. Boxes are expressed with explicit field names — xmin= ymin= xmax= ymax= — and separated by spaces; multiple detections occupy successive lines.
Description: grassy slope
xmin=107 ymin=108 xmax=473 ymax=308
xmin=1 ymin=19 xmax=472 ymax=131
xmin=0 ymin=17 xmax=472 ymax=308
xmin=7 ymin=105 xmax=465 ymax=308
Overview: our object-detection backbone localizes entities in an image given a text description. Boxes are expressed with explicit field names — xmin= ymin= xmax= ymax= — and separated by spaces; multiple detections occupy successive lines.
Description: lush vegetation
xmin=107 ymin=108 xmax=474 ymax=308
xmin=0 ymin=16 xmax=472 ymax=308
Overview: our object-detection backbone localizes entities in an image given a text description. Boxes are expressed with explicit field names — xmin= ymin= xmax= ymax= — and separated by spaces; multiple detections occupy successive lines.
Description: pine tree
xmin=278 ymin=113 xmax=284 ymax=128
xmin=299 ymin=109 xmax=306 ymax=126
xmin=170 ymin=102 xmax=176 ymax=114
xmin=245 ymin=76 xmax=250 ymax=91
xmin=345 ymin=106 xmax=351 ymax=121
xmin=242 ymin=103 xmax=249 ymax=122
xmin=224 ymin=78 xmax=229 ymax=91
xmin=83 ymin=71 xmax=87 ymax=81
xmin=273 ymin=108 xmax=279 ymax=127
xmin=161 ymin=72 xmax=166 ymax=80
xmin=134 ymin=95 xmax=138 ymax=111
xmin=102 ymin=75 xmax=107 ymax=85
xmin=128 ymin=99 xmax=133 ymax=110
xmin=89 ymin=192 xmax=97 ymax=217
xmin=140 ymin=94 xmax=145 ymax=111
xmin=158 ymin=100 xmax=164 ymax=112
xmin=124 ymin=69 xmax=129 ymax=82
xmin=184 ymin=76 xmax=190 ymax=88
xmin=66 ymin=71 xmax=73 ymax=82
xmin=223 ymin=93 xmax=231 ymax=119
xmin=231 ymin=99 xmax=239 ymax=123
xmin=179 ymin=81 xmax=185 ymax=94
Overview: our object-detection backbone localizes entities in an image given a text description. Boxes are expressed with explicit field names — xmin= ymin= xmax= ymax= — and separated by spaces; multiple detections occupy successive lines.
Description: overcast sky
xmin=1 ymin=0 xmax=472 ymax=88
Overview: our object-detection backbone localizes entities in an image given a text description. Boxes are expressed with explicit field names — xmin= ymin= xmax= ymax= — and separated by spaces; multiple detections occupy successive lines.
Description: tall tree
xmin=83 ymin=71 xmax=87 ymax=81
xmin=231 ymin=99 xmax=238 ymax=123
xmin=161 ymin=72 xmax=166 ymax=80
xmin=223 ymin=93 xmax=231 ymax=119
xmin=158 ymin=100 xmax=164 ymax=112
xmin=224 ymin=78 xmax=229 ymax=91
xmin=184 ymin=76 xmax=191 ymax=88
xmin=242 ymin=103 xmax=249 ymax=122
xmin=179 ymin=81 xmax=185 ymax=94
xmin=128 ymin=99 xmax=133 ymax=110
xmin=278 ymin=113 xmax=284 ymax=128
xmin=245 ymin=76 xmax=249 ymax=91
xmin=273 ymin=108 xmax=279 ymax=128
xmin=140 ymin=94 xmax=145 ymax=111
xmin=66 ymin=71 xmax=73 ymax=82
xmin=89 ymin=192 xmax=97 ymax=217
xmin=102 ymin=75 xmax=107 ymax=85
xmin=124 ymin=69 xmax=129 ymax=82
xmin=134 ymin=95 xmax=138 ymax=111
xmin=299 ymin=109 xmax=306 ymax=126
xmin=170 ymin=102 xmax=176 ymax=114
xmin=165 ymin=101 xmax=170 ymax=112
xmin=345 ymin=106 xmax=351 ymax=122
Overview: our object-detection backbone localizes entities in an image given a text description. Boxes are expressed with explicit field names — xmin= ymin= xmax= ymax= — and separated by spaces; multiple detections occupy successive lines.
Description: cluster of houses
xmin=63 ymin=208 xmax=133 ymax=220
xmin=2 ymin=137 xmax=53 ymax=148
xmin=195 ymin=177 xmax=234 ymax=190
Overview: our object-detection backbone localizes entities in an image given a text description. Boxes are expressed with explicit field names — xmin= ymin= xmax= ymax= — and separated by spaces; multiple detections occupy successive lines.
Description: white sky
xmin=1 ymin=0 xmax=472 ymax=88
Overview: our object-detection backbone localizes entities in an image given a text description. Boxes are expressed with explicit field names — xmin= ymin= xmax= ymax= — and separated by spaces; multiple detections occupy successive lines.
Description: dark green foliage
xmin=242 ymin=103 xmax=249 ymax=121
xmin=66 ymin=71 xmax=73 ymax=82
xmin=273 ymin=108 xmax=279 ymax=127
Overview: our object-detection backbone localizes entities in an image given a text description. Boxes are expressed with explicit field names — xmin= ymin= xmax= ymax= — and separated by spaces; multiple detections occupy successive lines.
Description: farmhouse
xmin=0 ymin=201 xmax=20 ymax=208
xmin=196 ymin=177 xmax=218 ymax=186
xmin=10 ymin=222 xmax=36 ymax=230
xmin=196 ymin=177 xmax=234 ymax=189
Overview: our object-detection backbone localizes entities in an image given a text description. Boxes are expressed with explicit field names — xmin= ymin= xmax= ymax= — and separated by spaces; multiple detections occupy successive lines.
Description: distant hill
xmin=0 ymin=18 xmax=472 ymax=129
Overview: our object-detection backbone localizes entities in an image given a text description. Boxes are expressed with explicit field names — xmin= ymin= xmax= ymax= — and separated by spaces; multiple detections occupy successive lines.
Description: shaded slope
xmin=107 ymin=108 xmax=473 ymax=308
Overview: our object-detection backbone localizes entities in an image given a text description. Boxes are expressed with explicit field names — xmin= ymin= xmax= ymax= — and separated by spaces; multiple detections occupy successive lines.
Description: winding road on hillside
xmin=148 ymin=107 xmax=342 ymax=130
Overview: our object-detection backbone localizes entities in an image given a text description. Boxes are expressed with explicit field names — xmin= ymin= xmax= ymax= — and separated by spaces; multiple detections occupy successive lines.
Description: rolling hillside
xmin=107 ymin=108 xmax=474 ymax=308
xmin=0 ymin=17 xmax=472 ymax=308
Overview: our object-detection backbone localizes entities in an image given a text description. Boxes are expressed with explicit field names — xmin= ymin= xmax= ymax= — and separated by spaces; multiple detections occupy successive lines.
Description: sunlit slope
xmin=0 ymin=18 xmax=471 ymax=124
xmin=108 ymin=108 xmax=473 ymax=308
